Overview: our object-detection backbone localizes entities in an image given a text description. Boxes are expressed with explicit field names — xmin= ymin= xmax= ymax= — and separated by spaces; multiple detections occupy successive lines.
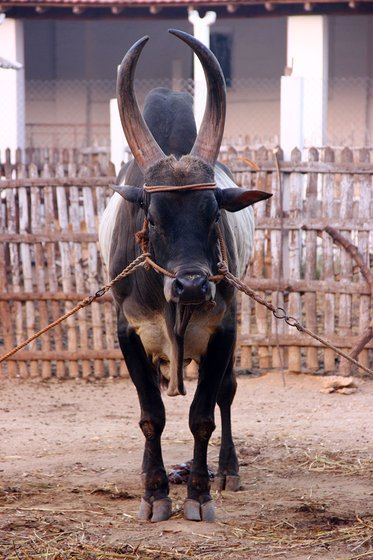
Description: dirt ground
xmin=1 ymin=371 xmax=372 ymax=560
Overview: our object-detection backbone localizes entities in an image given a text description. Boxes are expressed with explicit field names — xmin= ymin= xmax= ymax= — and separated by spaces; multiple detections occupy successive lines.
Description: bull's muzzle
xmin=164 ymin=273 xmax=216 ymax=304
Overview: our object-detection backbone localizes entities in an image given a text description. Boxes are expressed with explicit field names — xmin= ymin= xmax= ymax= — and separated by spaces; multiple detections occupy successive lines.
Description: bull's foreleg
xmin=185 ymin=328 xmax=236 ymax=522
xmin=117 ymin=316 xmax=171 ymax=522
xmin=215 ymin=364 xmax=240 ymax=491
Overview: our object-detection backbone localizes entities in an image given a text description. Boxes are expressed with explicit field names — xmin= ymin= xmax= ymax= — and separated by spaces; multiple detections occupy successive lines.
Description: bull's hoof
xmin=201 ymin=500 xmax=216 ymax=522
xmin=138 ymin=498 xmax=152 ymax=520
xmin=151 ymin=497 xmax=172 ymax=522
xmin=225 ymin=475 xmax=241 ymax=491
xmin=184 ymin=498 xmax=215 ymax=522
xmin=138 ymin=497 xmax=172 ymax=522
xmin=213 ymin=474 xmax=241 ymax=492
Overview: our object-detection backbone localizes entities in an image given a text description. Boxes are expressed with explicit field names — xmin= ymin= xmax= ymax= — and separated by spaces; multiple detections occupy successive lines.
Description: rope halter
xmin=136 ymin=181 xmax=227 ymax=282
xmin=143 ymin=182 xmax=216 ymax=193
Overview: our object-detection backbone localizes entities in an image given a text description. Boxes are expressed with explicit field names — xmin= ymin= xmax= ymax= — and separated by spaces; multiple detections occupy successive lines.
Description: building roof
xmin=0 ymin=0 xmax=372 ymax=17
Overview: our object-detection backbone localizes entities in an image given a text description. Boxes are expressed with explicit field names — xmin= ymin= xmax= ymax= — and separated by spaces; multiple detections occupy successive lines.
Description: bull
xmin=99 ymin=29 xmax=271 ymax=522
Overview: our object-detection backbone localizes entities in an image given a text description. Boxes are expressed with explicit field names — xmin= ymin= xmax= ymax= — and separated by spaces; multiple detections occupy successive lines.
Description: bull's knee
xmin=190 ymin=417 xmax=215 ymax=441
xmin=140 ymin=417 xmax=164 ymax=440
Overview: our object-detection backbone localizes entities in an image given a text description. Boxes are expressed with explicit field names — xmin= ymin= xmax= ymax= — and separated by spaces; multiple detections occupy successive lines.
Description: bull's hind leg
xmin=215 ymin=363 xmax=240 ymax=491
xmin=185 ymin=328 xmax=236 ymax=522
xmin=117 ymin=312 xmax=172 ymax=522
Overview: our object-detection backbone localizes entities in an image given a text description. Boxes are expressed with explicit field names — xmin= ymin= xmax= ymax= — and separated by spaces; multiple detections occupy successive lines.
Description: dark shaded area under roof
xmin=1 ymin=0 xmax=373 ymax=19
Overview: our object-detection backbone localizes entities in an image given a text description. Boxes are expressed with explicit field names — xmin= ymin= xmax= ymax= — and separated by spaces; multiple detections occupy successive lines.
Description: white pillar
xmin=171 ymin=59 xmax=183 ymax=92
xmin=280 ymin=76 xmax=303 ymax=158
xmin=281 ymin=15 xmax=328 ymax=154
xmin=188 ymin=10 xmax=216 ymax=129
xmin=0 ymin=18 xmax=25 ymax=156
xmin=110 ymin=98 xmax=128 ymax=175
xmin=110 ymin=62 xmax=132 ymax=175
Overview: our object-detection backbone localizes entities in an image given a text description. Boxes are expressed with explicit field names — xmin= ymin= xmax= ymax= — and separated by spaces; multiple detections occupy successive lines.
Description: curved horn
xmin=117 ymin=36 xmax=165 ymax=171
xmin=169 ymin=29 xmax=226 ymax=166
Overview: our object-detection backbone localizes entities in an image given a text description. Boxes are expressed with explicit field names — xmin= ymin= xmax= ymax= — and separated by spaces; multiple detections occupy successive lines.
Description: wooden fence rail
xmin=0 ymin=146 xmax=372 ymax=379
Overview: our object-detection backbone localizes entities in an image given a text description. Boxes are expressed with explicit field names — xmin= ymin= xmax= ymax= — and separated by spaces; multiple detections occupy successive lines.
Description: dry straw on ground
xmin=1 ymin=514 xmax=372 ymax=559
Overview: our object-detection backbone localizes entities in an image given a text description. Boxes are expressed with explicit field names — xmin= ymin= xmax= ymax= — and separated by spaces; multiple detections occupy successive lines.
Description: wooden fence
xmin=226 ymin=145 xmax=373 ymax=376
xmin=0 ymin=146 xmax=372 ymax=379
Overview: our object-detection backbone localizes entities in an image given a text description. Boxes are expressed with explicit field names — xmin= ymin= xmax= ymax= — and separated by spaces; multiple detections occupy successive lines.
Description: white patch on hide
xmin=98 ymin=192 xmax=122 ymax=272
xmin=125 ymin=306 xmax=224 ymax=397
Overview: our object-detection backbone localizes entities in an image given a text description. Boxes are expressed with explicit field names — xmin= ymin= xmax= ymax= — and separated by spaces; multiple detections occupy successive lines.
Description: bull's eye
xmin=147 ymin=214 xmax=158 ymax=232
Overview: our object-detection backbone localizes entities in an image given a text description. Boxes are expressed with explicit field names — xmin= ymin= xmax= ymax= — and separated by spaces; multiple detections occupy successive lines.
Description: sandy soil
xmin=1 ymin=372 xmax=372 ymax=559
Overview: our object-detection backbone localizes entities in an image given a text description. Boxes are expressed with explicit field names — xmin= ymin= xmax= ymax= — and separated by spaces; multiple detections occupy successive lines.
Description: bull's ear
xmin=111 ymin=185 xmax=143 ymax=205
xmin=217 ymin=188 xmax=272 ymax=212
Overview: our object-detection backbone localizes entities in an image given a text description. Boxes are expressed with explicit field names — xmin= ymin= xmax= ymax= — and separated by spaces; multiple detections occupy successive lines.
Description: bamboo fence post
xmin=240 ymin=167 xmax=254 ymax=369
xmin=321 ymin=146 xmax=337 ymax=372
xmin=56 ymin=162 xmax=79 ymax=378
xmin=304 ymin=147 xmax=319 ymax=371
xmin=252 ymin=147 xmax=270 ymax=369
xmin=6 ymin=150 xmax=28 ymax=377
xmin=42 ymin=160 xmax=65 ymax=378
xmin=356 ymin=148 xmax=372 ymax=370
xmin=68 ymin=162 xmax=90 ymax=378
xmin=287 ymin=148 xmax=303 ymax=373
xmin=81 ymin=165 xmax=104 ymax=378
xmin=19 ymin=157 xmax=38 ymax=378
xmin=270 ymin=149 xmax=285 ymax=369
xmin=0 ymin=161 xmax=16 ymax=377
xmin=338 ymin=147 xmax=354 ymax=376
xmin=31 ymin=162 xmax=52 ymax=378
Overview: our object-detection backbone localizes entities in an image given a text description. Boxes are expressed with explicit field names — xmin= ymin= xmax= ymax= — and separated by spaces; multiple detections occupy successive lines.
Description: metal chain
xmin=217 ymin=261 xmax=373 ymax=377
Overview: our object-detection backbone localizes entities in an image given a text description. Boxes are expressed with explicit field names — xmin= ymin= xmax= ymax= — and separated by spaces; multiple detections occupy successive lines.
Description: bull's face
xmin=147 ymin=189 xmax=219 ymax=304
xmin=120 ymin=180 xmax=219 ymax=305
xmin=115 ymin=155 xmax=271 ymax=306
xmin=143 ymin=155 xmax=217 ymax=305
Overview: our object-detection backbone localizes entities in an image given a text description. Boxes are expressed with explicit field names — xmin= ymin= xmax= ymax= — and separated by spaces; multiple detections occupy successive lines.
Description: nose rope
xmin=135 ymin=216 xmax=226 ymax=283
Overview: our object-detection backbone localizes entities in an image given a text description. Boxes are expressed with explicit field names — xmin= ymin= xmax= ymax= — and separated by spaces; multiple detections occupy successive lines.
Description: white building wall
xmin=328 ymin=15 xmax=373 ymax=146
xmin=214 ymin=17 xmax=286 ymax=143
xmin=0 ymin=18 xmax=25 ymax=155
xmin=22 ymin=14 xmax=373 ymax=150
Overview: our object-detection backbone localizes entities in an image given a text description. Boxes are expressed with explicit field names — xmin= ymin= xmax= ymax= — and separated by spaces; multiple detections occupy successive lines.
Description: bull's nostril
xmin=201 ymin=280 xmax=208 ymax=294
xmin=171 ymin=273 xmax=212 ymax=304
xmin=174 ymin=278 xmax=185 ymax=296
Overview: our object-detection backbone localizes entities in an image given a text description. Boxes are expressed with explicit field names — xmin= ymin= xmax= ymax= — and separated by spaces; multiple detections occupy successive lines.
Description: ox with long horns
xmin=99 ymin=29 xmax=271 ymax=522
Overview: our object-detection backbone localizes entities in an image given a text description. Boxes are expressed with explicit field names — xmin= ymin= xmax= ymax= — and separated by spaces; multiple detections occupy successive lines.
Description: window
xmin=210 ymin=33 xmax=232 ymax=87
